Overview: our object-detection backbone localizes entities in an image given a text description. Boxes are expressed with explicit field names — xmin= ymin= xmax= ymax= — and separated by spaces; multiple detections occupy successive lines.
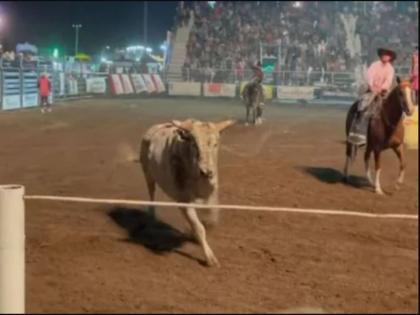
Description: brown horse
xmin=344 ymin=78 xmax=416 ymax=194
xmin=242 ymin=82 xmax=264 ymax=125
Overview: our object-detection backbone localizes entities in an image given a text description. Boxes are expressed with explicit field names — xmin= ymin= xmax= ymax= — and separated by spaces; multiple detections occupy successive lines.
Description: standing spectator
xmin=411 ymin=46 xmax=418 ymax=104
xmin=38 ymin=73 xmax=52 ymax=114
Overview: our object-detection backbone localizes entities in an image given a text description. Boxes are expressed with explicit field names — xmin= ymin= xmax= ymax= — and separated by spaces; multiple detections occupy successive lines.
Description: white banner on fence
xmin=168 ymin=82 xmax=201 ymax=96
xmin=2 ymin=95 xmax=21 ymax=110
xmin=203 ymin=83 xmax=236 ymax=97
xmin=151 ymin=74 xmax=166 ymax=93
xmin=58 ymin=73 xmax=65 ymax=96
xmin=110 ymin=75 xmax=124 ymax=95
xmin=22 ymin=94 xmax=38 ymax=108
xmin=120 ymin=74 xmax=134 ymax=94
xmin=142 ymin=74 xmax=157 ymax=93
xmin=277 ymin=86 xmax=315 ymax=100
xmin=67 ymin=77 xmax=79 ymax=95
xmin=130 ymin=74 xmax=148 ymax=94
xmin=86 ymin=77 xmax=106 ymax=94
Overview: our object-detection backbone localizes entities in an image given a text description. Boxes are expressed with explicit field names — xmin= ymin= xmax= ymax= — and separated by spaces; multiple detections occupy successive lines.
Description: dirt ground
xmin=0 ymin=97 xmax=418 ymax=313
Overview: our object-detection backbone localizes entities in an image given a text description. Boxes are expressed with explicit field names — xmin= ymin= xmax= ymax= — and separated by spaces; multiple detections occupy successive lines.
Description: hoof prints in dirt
xmin=109 ymin=207 xmax=194 ymax=253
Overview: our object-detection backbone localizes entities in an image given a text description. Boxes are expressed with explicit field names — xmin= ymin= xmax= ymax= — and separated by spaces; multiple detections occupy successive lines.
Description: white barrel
xmin=0 ymin=185 xmax=25 ymax=314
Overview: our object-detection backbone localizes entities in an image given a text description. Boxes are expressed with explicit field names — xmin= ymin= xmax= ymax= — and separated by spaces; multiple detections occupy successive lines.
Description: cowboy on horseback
xmin=348 ymin=48 xmax=397 ymax=145
xmin=241 ymin=61 xmax=265 ymax=125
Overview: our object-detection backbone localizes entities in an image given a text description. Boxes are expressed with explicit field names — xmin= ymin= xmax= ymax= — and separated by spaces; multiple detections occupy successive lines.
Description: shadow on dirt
xmin=300 ymin=166 xmax=370 ymax=188
xmin=108 ymin=207 xmax=195 ymax=253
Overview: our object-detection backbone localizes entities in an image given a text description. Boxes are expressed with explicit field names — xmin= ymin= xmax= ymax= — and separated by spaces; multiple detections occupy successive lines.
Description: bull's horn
xmin=216 ymin=119 xmax=236 ymax=132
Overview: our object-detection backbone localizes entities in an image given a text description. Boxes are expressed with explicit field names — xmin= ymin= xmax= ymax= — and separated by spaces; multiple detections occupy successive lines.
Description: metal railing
xmin=0 ymin=66 xmax=113 ymax=110
xmin=178 ymin=67 xmax=356 ymax=86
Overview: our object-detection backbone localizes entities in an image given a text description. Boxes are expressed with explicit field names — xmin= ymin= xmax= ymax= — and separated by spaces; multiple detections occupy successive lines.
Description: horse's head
xmin=396 ymin=76 xmax=416 ymax=116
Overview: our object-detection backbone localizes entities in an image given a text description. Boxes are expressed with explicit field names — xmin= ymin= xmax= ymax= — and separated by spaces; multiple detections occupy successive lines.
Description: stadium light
xmin=293 ymin=1 xmax=302 ymax=8
xmin=101 ymin=57 xmax=107 ymax=63
xmin=52 ymin=48 xmax=59 ymax=58
xmin=160 ymin=44 xmax=166 ymax=51
xmin=146 ymin=47 xmax=152 ymax=53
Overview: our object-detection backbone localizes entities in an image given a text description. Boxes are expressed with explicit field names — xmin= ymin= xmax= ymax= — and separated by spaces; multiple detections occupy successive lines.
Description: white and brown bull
xmin=139 ymin=119 xmax=235 ymax=267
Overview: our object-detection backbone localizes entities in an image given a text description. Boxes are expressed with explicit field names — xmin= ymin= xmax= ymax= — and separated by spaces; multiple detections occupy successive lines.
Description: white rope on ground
xmin=24 ymin=195 xmax=418 ymax=221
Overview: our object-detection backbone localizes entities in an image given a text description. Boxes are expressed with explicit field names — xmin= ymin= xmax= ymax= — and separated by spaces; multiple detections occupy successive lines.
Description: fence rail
xmin=177 ymin=67 xmax=412 ymax=84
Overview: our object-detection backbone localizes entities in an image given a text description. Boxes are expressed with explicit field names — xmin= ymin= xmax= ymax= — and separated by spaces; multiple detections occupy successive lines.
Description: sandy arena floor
xmin=0 ymin=97 xmax=418 ymax=313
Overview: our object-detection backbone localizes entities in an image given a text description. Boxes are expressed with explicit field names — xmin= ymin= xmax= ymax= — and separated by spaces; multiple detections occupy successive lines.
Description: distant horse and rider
xmin=241 ymin=61 xmax=265 ymax=126
xmin=344 ymin=48 xmax=416 ymax=194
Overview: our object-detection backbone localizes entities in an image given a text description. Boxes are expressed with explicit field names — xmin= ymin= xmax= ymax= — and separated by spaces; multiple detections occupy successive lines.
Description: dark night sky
xmin=0 ymin=1 xmax=178 ymax=54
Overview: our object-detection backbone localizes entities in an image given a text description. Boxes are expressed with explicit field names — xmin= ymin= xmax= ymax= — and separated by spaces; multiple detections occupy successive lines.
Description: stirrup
xmin=348 ymin=132 xmax=366 ymax=146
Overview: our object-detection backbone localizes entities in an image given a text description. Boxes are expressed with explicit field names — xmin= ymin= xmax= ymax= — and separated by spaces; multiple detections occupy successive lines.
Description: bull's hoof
xmin=206 ymin=256 xmax=221 ymax=268
xmin=394 ymin=182 xmax=404 ymax=191
xmin=375 ymin=189 xmax=385 ymax=195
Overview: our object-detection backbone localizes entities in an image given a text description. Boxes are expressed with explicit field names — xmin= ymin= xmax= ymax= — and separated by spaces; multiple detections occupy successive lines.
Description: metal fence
xmin=181 ymin=68 xmax=357 ymax=89
xmin=0 ymin=66 xmax=111 ymax=110
xmin=180 ymin=67 xmax=411 ymax=84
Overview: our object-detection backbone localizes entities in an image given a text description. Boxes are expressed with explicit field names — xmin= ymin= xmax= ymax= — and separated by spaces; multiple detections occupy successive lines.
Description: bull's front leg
xmin=181 ymin=207 xmax=220 ymax=267
xmin=199 ymin=192 xmax=220 ymax=228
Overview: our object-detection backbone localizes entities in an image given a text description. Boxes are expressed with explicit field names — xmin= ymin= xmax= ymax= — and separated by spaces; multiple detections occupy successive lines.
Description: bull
xmin=139 ymin=119 xmax=235 ymax=267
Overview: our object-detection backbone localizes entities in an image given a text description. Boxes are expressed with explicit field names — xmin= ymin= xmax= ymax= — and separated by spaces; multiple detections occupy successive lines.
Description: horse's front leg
xmin=245 ymin=104 xmax=250 ymax=126
xmin=343 ymin=142 xmax=354 ymax=182
xmin=364 ymin=146 xmax=374 ymax=186
xmin=393 ymin=144 xmax=406 ymax=189
xmin=374 ymin=150 xmax=384 ymax=195
xmin=252 ymin=104 xmax=257 ymax=125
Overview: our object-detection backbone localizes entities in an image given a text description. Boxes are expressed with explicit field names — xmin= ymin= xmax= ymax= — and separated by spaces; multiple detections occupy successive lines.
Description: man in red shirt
xmin=38 ymin=73 xmax=52 ymax=113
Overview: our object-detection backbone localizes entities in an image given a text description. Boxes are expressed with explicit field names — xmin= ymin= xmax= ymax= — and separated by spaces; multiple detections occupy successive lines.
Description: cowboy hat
xmin=377 ymin=48 xmax=397 ymax=61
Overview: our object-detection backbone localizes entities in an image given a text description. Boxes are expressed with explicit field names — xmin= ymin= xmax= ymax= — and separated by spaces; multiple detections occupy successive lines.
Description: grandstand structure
xmin=164 ymin=1 xmax=417 ymax=89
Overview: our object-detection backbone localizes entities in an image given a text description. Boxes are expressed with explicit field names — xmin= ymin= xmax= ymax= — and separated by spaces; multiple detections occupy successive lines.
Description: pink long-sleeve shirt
xmin=367 ymin=60 xmax=395 ymax=94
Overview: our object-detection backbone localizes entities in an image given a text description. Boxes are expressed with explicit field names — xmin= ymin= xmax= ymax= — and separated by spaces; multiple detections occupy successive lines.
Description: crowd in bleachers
xmin=178 ymin=1 xmax=418 ymax=83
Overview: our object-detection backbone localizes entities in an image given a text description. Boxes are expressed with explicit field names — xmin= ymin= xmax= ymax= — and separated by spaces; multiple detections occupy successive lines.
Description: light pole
xmin=72 ymin=24 xmax=82 ymax=56
xmin=144 ymin=1 xmax=148 ymax=46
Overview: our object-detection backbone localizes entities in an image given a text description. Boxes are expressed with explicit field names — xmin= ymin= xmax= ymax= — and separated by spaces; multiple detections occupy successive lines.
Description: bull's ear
xmin=216 ymin=120 xmax=236 ymax=133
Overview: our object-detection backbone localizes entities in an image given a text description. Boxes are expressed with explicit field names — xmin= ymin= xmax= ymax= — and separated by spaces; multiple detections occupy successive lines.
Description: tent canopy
xmin=16 ymin=42 xmax=38 ymax=54
xmin=75 ymin=53 xmax=91 ymax=61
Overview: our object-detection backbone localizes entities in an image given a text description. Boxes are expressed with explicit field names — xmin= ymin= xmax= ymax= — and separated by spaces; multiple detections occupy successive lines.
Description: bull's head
xmin=397 ymin=76 xmax=416 ymax=116
xmin=172 ymin=119 xmax=235 ymax=184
